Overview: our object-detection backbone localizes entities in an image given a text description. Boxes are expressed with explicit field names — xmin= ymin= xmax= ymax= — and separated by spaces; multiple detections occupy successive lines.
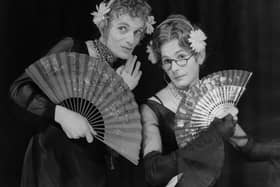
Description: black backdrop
xmin=1 ymin=0 xmax=280 ymax=186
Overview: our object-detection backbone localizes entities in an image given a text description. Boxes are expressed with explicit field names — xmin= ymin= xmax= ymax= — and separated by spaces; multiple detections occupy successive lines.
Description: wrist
xmin=230 ymin=135 xmax=249 ymax=147
xmin=239 ymin=136 xmax=254 ymax=153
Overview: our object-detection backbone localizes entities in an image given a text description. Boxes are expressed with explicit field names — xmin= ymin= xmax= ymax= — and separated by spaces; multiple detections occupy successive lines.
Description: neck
xmin=168 ymin=78 xmax=200 ymax=99
xmin=175 ymin=77 xmax=200 ymax=89
xmin=168 ymin=83 xmax=184 ymax=101
xmin=99 ymin=37 xmax=106 ymax=46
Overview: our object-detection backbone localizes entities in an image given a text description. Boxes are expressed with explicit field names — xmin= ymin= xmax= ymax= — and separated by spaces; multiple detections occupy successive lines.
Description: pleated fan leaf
xmin=175 ymin=69 xmax=252 ymax=148
xmin=25 ymin=52 xmax=142 ymax=165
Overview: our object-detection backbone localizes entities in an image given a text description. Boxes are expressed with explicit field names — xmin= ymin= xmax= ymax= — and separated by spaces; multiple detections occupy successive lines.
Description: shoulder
xmin=71 ymin=39 xmax=89 ymax=54
xmin=141 ymin=89 xmax=168 ymax=126
xmin=141 ymin=87 xmax=168 ymax=120
xmin=47 ymin=37 xmax=74 ymax=55
xmin=154 ymin=86 xmax=178 ymax=113
xmin=155 ymin=87 xmax=170 ymax=101
xmin=46 ymin=37 xmax=89 ymax=55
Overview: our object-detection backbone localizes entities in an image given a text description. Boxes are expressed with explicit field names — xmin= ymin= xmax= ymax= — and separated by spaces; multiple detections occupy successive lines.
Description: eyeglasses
xmin=161 ymin=55 xmax=194 ymax=71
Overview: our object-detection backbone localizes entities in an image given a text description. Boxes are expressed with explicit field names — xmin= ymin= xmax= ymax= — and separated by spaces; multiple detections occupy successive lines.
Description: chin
xmin=115 ymin=52 xmax=130 ymax=60
xmin=174 ymin=80 xmax=191 ymax=89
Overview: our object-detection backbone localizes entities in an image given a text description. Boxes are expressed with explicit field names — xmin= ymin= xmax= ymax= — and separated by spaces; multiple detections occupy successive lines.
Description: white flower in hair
xmin=90 ymin=2 xmax=111 ymax=26
xmin=146 ymin=41 xmax=157 ymax=64
xmin=145 ymin=16 xmax=156 ymax=34
xmin=188 ymin=29 xmax=207 ymax=53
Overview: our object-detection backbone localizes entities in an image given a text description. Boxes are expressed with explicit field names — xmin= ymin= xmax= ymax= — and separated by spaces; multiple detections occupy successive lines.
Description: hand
xmin=116 ymin=55 xmax=142 ymax=90
xmin=54 ymin=105 xmax=96 ymax=143
xmin=211 ymin=114 xmax=237 ymax=139
xmin=230 ymin=124 xmax=249 ymax=147
xmin=214 ymin=105 xmax=238 ymax=120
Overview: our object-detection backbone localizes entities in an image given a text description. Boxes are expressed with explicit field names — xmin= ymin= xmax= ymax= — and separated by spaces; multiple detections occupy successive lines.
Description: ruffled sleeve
xmin=9 ymin=72 xmax=56 ymax=124
xmin=8 ymin=37 xmax=90 ymax=126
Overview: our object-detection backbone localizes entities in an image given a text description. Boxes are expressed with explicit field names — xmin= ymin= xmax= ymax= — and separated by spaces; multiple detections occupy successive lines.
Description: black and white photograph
xmin=1 ymin=0 xmax=280 ymax=186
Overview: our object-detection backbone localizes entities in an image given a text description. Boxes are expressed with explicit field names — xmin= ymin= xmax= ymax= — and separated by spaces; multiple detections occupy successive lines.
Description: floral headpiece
xmin=188 ymin=29 xmax=207 ymax=53
xmin=145 ymin=16 xmax=156 ymax=34
xmin=90 ymin=0 xmax=113 ymax=27
xmin=90 ymin=0 xmax=155 ymax=35
xmin=146 ymin=18 xmax=207 ymax=64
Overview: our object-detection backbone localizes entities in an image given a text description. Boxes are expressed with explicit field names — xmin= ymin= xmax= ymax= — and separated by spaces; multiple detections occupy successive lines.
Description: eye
xmin=134 ymin=29 xmax=143 ymax=36
xmin=177 ymin=53 xmax=188 ymax=59
xmin=118 ymin=26 xmax=128 ymax=33
xmin=162 ymin=58 xmax=172 ymax=65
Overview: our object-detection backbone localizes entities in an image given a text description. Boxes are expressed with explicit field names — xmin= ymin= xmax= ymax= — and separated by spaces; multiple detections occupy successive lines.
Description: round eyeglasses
xmin=161 ymin=55 xmax=194 ymax=71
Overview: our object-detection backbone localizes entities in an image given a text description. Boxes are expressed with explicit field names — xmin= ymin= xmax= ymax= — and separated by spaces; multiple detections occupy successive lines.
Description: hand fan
xmin=25 ymin=52 xmax=141 ymax=165
xmin=175 ymin=69 xmax=252 ymax=147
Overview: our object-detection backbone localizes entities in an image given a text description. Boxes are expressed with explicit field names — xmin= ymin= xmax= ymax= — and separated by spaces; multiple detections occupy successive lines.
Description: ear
xmin=196 ymin=49 xmax=206 ymax=65
xmin=98 ymin=19 xmax=109 ymax=38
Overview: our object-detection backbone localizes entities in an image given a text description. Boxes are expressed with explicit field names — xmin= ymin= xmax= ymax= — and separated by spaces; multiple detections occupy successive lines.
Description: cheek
xmin=185 ymin=65 xmax=199 ymax=81
xmin=164 ymin=70 xmax=172 ymax=79
xmin=108 ymin=30 xmax=123 ymax=44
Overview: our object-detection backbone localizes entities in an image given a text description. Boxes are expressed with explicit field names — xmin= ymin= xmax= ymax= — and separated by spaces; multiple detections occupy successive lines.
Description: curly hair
xmin=99 ymin=0 xmax=152 ymax=35
xmin=109 ymin=0 xmax=151 ymax=21
xmin=151 ymin=14 xmax=203 ymax=65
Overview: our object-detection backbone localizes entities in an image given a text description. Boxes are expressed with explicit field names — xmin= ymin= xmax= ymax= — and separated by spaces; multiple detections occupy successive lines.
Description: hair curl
xmin=100 ymin=0 xmax=152 ymax=35
xmin=151 ymin=14 xmax=202 ymax=65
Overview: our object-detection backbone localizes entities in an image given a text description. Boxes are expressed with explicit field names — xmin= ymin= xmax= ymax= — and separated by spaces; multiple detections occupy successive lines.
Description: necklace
xmin=168 ymin=83 xmax=185 ymax=101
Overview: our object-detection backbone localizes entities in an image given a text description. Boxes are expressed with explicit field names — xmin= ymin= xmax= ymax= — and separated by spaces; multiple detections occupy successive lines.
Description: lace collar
xmin=86 ymin=39 xmax=116 ymax=65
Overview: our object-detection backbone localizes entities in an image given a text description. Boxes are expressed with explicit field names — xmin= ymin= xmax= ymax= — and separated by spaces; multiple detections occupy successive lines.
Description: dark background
xmin=1 ymin=0 xmax=280 ymax=186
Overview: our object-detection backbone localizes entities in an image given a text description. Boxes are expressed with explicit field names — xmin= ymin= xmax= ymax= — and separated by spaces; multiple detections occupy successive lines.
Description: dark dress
xmin=143 ymin=99 xmax=225 ymax=187
xmin=9 ymin=38 xmax=145 ymax=187
xmin=143 ymin=98 xmax=280 ymax=187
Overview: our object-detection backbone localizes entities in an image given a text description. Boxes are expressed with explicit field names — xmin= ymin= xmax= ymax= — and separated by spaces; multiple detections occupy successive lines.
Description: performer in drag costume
xmin=142 ymin=14 xmax=280 ymax=187
xmin=9 ymin=0 xmax=155 ymax=186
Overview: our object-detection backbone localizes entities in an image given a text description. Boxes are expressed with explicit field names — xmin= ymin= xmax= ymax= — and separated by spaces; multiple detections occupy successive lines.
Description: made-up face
xmin=103 ymin=13 xmax=145 ymax=59
xmin=160 ymin=39 xmax=200 ymax=89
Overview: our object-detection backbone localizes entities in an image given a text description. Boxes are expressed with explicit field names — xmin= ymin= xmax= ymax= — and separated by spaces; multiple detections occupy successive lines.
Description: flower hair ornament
xmin=146 ymin=17 xmax=207 ymax=64
xmin=90 ymin=0 xmax=114 ymax=27
xmin=188 ymin=29 xmax=207 ymax=53
xmin=91 ymin=0 xmax=155 ymax=35
xmin=145 ymin=16 xmax=156 ymax=34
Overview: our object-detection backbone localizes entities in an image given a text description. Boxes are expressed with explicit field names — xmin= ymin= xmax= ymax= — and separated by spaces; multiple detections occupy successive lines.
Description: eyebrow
xmin=116 ymin=22 xmax=145 ymax=31
xmin=162 ymin=49 xmax=189 ymax=59
xmin=116 ymin=22 xmax=130 ymax=27
xmin=175 ymin=49 xmax=188 ymax=55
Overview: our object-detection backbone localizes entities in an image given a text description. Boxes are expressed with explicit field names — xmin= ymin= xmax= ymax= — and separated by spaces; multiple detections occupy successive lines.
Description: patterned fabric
xmin=86 ymin=40 xmax=116 ymax=66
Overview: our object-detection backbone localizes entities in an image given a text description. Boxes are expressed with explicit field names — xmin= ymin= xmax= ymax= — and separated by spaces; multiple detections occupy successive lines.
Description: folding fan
xmin=175 ymin=69 xmax=252 ymax=148
xmin=25 ymin=52 xmax=142 ymax=165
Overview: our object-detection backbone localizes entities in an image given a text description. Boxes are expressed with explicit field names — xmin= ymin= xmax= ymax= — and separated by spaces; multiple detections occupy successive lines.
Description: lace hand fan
xmin=175 ymin=69 xmax=252 ymax=148
xmin=25 ymin=52 xmax=141 ymax=165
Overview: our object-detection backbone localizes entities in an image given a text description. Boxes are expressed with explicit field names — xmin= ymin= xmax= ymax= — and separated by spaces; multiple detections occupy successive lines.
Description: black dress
xmin=143 ymin=99 xmax=225 ymax=187
xmin=9 ymin=38 xmax=146 ymax=187
xmin=143 ymin=98 xmax=280 ymax=187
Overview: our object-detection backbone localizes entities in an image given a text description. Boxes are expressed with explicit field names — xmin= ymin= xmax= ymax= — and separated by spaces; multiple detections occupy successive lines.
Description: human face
xmin=103 ymin=14 xmax=145 ymax=59
xmin=161 ymin=39 xmax=200 ymax=89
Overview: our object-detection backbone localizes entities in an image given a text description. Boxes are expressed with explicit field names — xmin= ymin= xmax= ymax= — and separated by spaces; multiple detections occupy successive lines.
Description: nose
xmin=170 ymin=60 xmax=180 ymax=72
xmin=125 ymin=32 xmax=135 ymax=47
